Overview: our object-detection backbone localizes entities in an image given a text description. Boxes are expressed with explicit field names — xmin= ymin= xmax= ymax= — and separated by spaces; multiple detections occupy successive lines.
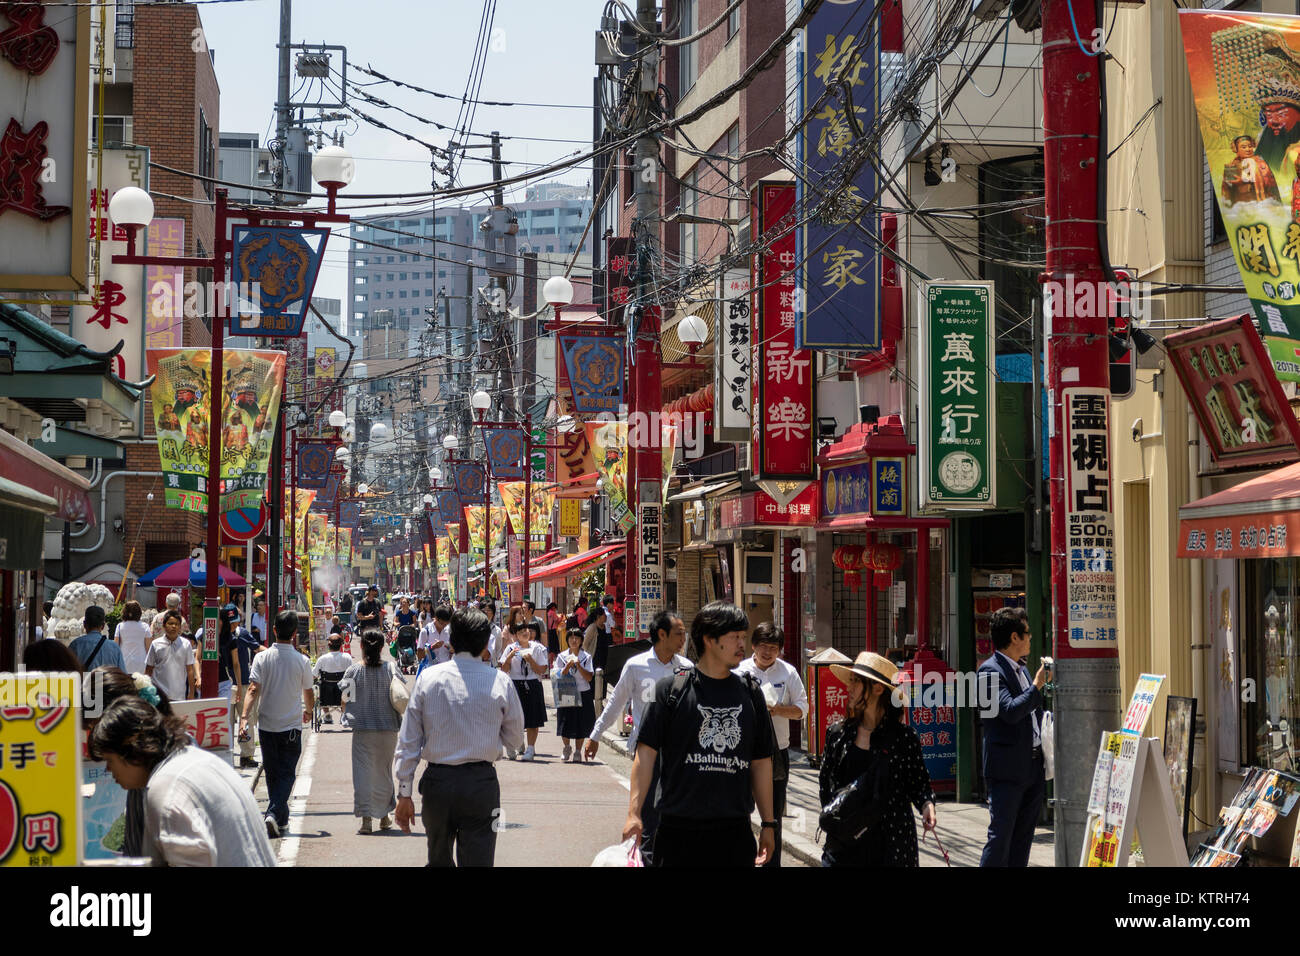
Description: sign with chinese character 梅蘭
xmin=1164 ymin=314 xmax=1300 ymax=469
xmin=752 ymin=181 xmax=815 ymax=480
xmin=799 ymin=1 xmax=879 ymax=350
xmin=919 ymin=281 xmax=996 ymax=508
xmin=559 ymin=335 xmax=624 ymax=415
xmin=0 ymin=672 xmax=81 ymax=866
xmin=73 ymin=148 xmax=148 ymax=384
xmin=638 ymin=496 xmax=664 ymax=630
xmin=715 ymin=269 xmax=753 ymax=442
xmin=872 ymin=457 xmax=906 ymax=516
xmin=1180 ymin=11 xmax=1300 ymax=380
xmin=229 ymin=226 xmax=329 ymax=337
xmin=0 ymin=3 xmax=90 ymax=291
xmin=1064 ymin=386 xmax=1118 ymax=649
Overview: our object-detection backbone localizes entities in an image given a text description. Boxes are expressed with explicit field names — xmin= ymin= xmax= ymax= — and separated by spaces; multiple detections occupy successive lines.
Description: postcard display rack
xmin=1189 ymin=767 xmax=1300 ymax=867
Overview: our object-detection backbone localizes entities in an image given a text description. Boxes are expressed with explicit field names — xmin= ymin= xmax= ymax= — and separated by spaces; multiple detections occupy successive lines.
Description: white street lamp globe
xmin=678 ymin=313 xmax=708 ymax=347
xmin=312 ymin=145 xmax=355 ymax=189
xmin=429 ymin=467 xmax=442 ymax=482
xmin=370 ymin=422 xmax=391 ymax=442
xmin=328 ymin=409 xmax=347 ymax=428
xmin=471 ymin=390 xmax=492 ymax=412
xmin=335 ymin=445 xmax=351 ymax=460
xmin=543 ymin=275 xmax=574 ymax=306
xmin=357 ymin=483 xmax=369 ymax=496
xmin=423 ymin=494 xmax=434 ymax=505
xmin=108 ymin=186 xmax=154 ymax=229
xmin=442 ymin=434 xmax=459 ymax=451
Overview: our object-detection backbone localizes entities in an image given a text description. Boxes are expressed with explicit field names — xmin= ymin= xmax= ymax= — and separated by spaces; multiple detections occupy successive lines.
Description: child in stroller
xmin=395 ymin=624 xmax=419 ymax=674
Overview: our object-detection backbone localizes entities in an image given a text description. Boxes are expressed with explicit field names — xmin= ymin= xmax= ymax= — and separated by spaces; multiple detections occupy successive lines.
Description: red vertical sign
xmin=752 ymin=182 xmax=814 ymax=479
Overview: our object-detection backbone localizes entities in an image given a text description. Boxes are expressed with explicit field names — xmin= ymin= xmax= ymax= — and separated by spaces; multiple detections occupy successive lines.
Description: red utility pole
xmin=1042 ymin=0 xmax=1122 ymax=865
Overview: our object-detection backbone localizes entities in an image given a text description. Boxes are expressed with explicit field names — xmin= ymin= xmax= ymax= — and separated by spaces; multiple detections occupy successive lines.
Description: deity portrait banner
xmin=559 ymin=335 xmax=624 ymax=415
xmin=296 ymin=440 xmax=335 ymax=489
xmin=228 ymin=226 xmax=329 ymax=337
xmin=484 ymin=428 xmax=527 ymax=480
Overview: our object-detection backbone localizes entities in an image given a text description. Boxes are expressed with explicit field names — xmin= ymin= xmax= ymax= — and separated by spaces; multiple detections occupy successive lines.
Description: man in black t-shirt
xmin=355 ymin=586 xmax=382 ymax=631
xmin=625 ymin=601 xmax=777 ymax=867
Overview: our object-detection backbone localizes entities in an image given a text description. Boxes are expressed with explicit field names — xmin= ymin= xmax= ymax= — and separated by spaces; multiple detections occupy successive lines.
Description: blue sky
xmin=200 ymin=0 xmax=607 ymax=309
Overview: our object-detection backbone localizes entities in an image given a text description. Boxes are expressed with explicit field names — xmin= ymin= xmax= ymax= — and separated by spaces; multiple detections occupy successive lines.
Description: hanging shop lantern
xmin=832 ymin=544 xmax=867 ymax=591
xmin=868 ymin=541 xmax=903 ymax=589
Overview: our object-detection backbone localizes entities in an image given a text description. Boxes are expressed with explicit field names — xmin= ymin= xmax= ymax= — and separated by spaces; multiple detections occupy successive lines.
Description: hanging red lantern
xmin=832 ymin=544 xmax=866 ymax=591
xmin=868 ymin=541 xmax=902 ymax=589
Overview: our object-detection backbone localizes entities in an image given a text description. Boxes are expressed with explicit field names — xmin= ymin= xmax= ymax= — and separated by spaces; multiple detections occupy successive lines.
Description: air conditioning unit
xmin=740 ymin=547 xmax=776 ymax=597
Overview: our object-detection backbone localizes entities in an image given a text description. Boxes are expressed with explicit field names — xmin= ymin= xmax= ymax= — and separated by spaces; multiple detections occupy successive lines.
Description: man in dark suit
xmin=978 ymin=607 xmax=1048 ymax=867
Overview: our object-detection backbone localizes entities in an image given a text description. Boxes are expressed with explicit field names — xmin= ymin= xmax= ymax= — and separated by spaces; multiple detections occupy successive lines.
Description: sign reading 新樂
xmin=752 ymin=182 xmax=815 ymax=480
xmin=715 ymin=269 xmax=753 ymax=443
xmin=1064 ymin=387 xmax=1118 ymax=648
xmin=919 ymin=282 xmax=996 ymax=508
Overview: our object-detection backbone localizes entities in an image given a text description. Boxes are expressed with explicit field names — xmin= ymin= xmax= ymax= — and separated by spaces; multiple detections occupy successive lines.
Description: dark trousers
xmin=764 ymin=746 xmax=790 ymax=868
xmin=653 ymin=816 xmax=756 ymax=867
xmin=419 ymin=762 xmax=500 ymax=867
xmin=260 ymin=728 xmax=302 ymax=828
xmin=979 ymin=755 xmax=1045 ymax=867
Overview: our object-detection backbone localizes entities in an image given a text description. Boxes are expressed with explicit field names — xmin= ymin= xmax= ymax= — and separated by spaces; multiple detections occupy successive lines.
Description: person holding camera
xmin=977 ymin=606 xmax=1048 ymax=867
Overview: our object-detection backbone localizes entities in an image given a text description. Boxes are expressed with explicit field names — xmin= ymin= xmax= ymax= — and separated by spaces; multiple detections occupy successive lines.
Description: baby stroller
xmin=396 ymin=624 xmax=419 ymax=675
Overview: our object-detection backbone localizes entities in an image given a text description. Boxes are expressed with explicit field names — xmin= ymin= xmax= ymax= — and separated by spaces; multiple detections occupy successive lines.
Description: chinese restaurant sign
xmin=558 ymin=497 xmax=582 ymax=537
xmin=799 ymin=0 xmax=879 ymax=350
xmin=1064 ymin=387 xmax=1118 ymax=649
xmin=919 ymin=281 xmax=996 ymax=508
xmin=0 ymin=673 xmax=81 ymax=866
xmin=1181 ymin=11 xmax=1300 ymax=381
xmin=752 ymin=181 xmax=815 ymax=480
xmin=228 ymin=226 xmax=329 ymax=337
xmin=718 ymin=485 xmax=819 ymax=528
xmin=605 ymin=236 xmax=634 ymax=325
xmin=0 ymin=3 xmax=90 ymax=291
xmin=715 ymin=269 xmax=753 ymax=442
xmin=1165 ymin=314 xmax=1300 ymax=469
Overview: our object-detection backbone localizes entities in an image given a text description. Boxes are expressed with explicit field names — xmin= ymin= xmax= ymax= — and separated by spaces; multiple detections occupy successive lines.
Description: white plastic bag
xmin=591 ymin=837 xmax=644 ymax=867
xmin=1041 ymin=710 xmax=1055 ymax=781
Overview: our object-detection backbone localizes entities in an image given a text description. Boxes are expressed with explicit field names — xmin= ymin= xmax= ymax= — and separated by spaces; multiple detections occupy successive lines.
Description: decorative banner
xmin=1165 ymin=314 xmax=1300 ymax=469
xmin=314 ymin=346 xmax=336 ymax=379
xmin=799 ymin=1 xmax=879 ymax=350
xmin=605 ymin=236 xmax=634 ymax=325
xmin=296 ymin=440 xmax=335 ymax=489
xmin=462 ymin=506 xmax=507 ymax=561
xmin=228 ymin=225 xmax=330 ymax=337
xmin=312 ymin=468 xmax=344 ymax=512
xmin=498 ymin=482 xmax=556 ymax=551
xmin=306 ymin=514 xmax=328 ymax=562
xmin=715 ymin=269 xmax=753 ymax=443
xmin=752 ymin=181 xmax=815 ymax=480
xmin=145 ymin=349 xmax=208 ymax=512
xmin=1180 ymin=11 xmax=1300 ymax=380
xmin=918 ymin=281 xmax=996 ymax=508
xmin=0 ymin=2 xmax=90 ymax=292
xmin=446 ymin=522 xmax=460 ymax=558
xmin=586 ymin=421 xmax=634 ymax=533
xmin=485 ymin=428 xmax=527 ymax=480
xmin=338 ymin=527 xmax=353 ymax=563
xmin=0 ymin=673 xmax=81 ymax=866
xmin=452 ymin=461 xmax=487 ymax=502
xmin=559 ymin=334 xmax=625 ymax=414
xmin=73 ymin=147 xmax=148 ymax=382
xmin=145 ymin=218 xmax=185 ymax=350
xmin=437 ymin=537 xmax=449 ymax=578
xmin=340 ymin=500 xmax=361 ymax=529
xmin=1063 ymin=387 xmax=1118 ymax=648
xmin=558 ymin=497 xmax=582 ymax=537
xmin=530 ymin=424 xmax=549 ymax=484
xmin=437 ymin=490 xmax=462 ymax=524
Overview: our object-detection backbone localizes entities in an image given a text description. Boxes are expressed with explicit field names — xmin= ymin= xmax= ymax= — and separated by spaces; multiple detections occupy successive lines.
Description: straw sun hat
xmin=829 ymin=651 xmax=899 ymax=691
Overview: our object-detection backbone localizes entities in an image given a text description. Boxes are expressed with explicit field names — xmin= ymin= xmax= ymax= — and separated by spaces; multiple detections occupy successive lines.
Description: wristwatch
xmin=760 ymin=820 xmax=778 ymax=829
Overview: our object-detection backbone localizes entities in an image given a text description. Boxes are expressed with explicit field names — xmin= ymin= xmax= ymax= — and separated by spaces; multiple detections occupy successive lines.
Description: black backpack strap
xmin=663 ymin=669 xmax=692 ymax=716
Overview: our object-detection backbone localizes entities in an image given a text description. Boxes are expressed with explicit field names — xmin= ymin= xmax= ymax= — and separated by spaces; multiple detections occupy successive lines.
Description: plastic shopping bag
xmin=591 ymin=837 xmax=644 ymax=867
xmin=554 ymin=671 xmax=581 ymax=709
xmin=1041 ymin=711 xmax=1055 ymax=781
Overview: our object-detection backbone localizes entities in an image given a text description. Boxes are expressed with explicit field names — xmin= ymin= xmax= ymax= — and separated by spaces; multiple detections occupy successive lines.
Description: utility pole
xmin=625 ymin=0 xmax=662 ymax=641
xmin=273 ymin=0 xmax=292 ymax=199
xmin=1042 ymin=0 xmax=1122 ymax=865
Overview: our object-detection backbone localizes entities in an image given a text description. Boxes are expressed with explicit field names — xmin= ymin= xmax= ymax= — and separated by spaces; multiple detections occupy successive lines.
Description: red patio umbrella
xmin=137 ymin=558 xmax=247 ymax=589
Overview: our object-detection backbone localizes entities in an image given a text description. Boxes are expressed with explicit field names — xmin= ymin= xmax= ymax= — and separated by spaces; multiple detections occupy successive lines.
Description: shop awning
xmin=666 ymin=480 xmax=739 ymax=502
xmin=1177 ymin=460 xmax=1300 ymax=559
xmin=500 ymin=549 xmax=564 ymax=585
xmin=0 ymin=426 xmax=94 ymax=524
xmin=529 ymin=542 xmax=623 ymax=583
xmin=817 ymin=514 xmax=951 ymax=532
xmin=0 ymin=476 xmax=57 ymax=570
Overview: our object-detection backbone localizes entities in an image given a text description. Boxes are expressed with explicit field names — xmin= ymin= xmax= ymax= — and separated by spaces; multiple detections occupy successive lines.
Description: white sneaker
xmin=521 ymin=746 xmax=535 ymax=761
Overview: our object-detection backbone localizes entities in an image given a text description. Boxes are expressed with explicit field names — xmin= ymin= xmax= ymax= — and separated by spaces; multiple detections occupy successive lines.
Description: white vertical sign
xmin=637 ymin=489 xmax=664 ymax=630
xmin=714 ymin=269 xmax=753 ymax=443
xmin=1063 ymin=386 xmax=1118 ymax=648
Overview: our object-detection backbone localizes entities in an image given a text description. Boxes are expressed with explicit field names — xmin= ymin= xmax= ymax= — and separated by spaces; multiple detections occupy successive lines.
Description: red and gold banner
xmin=498 ymin=482 xmax=557 ymax=551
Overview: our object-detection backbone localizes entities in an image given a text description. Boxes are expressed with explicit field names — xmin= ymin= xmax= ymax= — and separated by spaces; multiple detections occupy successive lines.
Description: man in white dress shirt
xmin=584 ymin=609 xmax=691 ymax=863
xmin=394 ymin=607 xmax=524 ymax=866
xmin=734 ymin=622 xmax=808 ymax=867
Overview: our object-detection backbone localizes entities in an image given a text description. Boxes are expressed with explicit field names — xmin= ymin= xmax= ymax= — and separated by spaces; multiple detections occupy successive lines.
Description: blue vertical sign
xmin=798 ymin=0 xmax=880 ymax=350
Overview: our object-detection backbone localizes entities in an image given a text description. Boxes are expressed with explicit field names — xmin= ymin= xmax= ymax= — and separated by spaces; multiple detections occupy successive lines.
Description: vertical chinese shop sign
xmin=919 ymin=281 xmax=996 ymax=508
xmin=1064 ymin=387 xmax=1118 ymax=648
xmin=752 ymin=181 xmax=815 ymax=480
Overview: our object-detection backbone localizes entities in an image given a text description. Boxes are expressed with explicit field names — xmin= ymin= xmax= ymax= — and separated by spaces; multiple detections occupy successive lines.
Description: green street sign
xmin=919 ymin=281 xmax=996 ymax=508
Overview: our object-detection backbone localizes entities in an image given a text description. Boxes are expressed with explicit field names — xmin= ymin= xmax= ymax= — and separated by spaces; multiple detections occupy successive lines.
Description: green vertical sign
xmin=919 ymin=281 xmax=996 ymax=508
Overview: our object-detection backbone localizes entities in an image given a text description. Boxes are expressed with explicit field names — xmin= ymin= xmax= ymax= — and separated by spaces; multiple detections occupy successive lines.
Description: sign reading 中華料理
xmin=919 ymin=282 xmax=995 ymax=508
xmin=1064 ymin=387 xmax=1118 ymax=649
xmin=715 ymin=269 xmax=753 ymax=442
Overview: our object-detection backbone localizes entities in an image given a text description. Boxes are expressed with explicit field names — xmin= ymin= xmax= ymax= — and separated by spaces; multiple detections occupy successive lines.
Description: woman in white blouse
xmin=552 ymin=630 xmax=595 ymax=763
xmin=499 ymin=622 xmax=548 ymax=761
xmin=115 ymin=600 xmax=153 ymax=675
xmin=89 ymin=695 xmax=275 ymax=866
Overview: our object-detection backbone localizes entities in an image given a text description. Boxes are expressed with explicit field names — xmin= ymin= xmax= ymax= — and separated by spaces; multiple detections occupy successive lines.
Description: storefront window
xmin=1243 ymin=559 xmax=1299 ymax=771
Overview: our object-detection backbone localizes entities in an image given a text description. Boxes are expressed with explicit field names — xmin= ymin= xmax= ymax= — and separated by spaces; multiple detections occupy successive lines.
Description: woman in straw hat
xmin=818 ymin=652 xmax=936 ymax=867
